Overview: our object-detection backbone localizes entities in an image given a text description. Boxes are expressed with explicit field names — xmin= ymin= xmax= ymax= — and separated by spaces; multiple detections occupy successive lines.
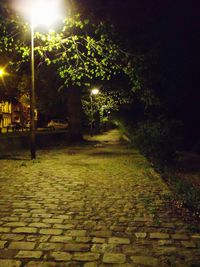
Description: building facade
xmin=0 ymin=100 xmax=32 ymax=132
xmin=0 ymin=101 xmax=12 ymax=130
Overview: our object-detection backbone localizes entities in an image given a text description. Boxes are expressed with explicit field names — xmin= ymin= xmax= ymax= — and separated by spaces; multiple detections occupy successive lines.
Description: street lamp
xmin=90 ymin=88 xmax=99 ymax=136
xmin=14 ymin=0 xmax=64 ymax=159
xmin=0 ymin=68 xmax=7 ymax=79
xmin=0 ymin=69 xmax=4 ymax=77
xmin=0 ymin=68 xmax=8 ymax=86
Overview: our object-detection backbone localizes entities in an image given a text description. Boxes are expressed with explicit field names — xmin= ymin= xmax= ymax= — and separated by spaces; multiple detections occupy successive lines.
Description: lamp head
xmin=0 ymin=68 xmax=5 ymax=77
xmin=13 ymin=0 xmax=65 ymax=29
xmin=0 ymin=69 xmax=4 ymax=76
xmin=91 ymin=88 xmax=99 ymax=95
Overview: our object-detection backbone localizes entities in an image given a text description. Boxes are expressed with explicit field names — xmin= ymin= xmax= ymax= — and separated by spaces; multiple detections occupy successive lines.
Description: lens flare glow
xmin=0 ymin=69 xmax=4 ymax=76
xmin=12 ymin=0 xmax=65 ymax=28
xmin=0 ymin=68 xmax=6 ymax=77
xmin=91 ymin=88 xmax=100 ymax=95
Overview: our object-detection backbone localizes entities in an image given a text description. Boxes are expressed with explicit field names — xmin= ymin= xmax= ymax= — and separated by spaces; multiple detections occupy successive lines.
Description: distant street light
xmin=90 ymin=88 xmax=99 ymax=136
xmin=0 ymin=68 xmax=7 ymax=79
xmin=14 ymin=0 xmax=64 ymax=159
xmin=91 ymin=88 xmax=99 ymax=95
xmin=0 ymin=69 xmax=4 ymax=77
xmin=0 ymin=68 xmax=8 ymax=86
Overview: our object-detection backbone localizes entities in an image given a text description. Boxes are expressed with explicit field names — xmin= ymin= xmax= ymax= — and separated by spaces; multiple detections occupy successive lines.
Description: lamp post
xmin=90 ymin=88 xmax=99 ymax=136
xmin=30 ymin=16 xmax=36 ymax=159
xmin=0 ymin=68 xmax=5 ymax=133
xmin=16 ymin=0 xmax=64 ymax=159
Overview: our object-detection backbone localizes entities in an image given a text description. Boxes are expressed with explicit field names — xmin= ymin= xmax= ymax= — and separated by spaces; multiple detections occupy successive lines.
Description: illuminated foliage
xmin=82 ymin=87 xmax=133 ymax=127
xmin=0 ymin=8 xmax=128 ymax=86
xmin=0 ymin=5 xmax=139 ymax=129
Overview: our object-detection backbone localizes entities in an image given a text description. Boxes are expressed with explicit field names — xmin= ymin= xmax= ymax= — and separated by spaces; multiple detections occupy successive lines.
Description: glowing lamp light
xmin=31 ymin=0 xmax=62 ymax=27
xmin=0 ymin=69 xmax=4 ymax=77
xmin=13 ymin=0 xmax=65 ymax=28
xmin=0 ymin=68 xmax=7 ymax=78
xmin=91 ymin=88 xmax=99 ymax=95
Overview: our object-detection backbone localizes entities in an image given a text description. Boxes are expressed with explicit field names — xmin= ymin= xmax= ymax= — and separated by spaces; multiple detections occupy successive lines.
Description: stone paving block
xmin=133 ymin=217 xmax=148 ymax=222
xmin=65 ymin=230 xmax=86 ymax=237
xmin=161 ymin=223 xmax=175 ymax=228
xmin=155 ymin=246 xmax=178 ymax=255
xmin=39 ymin=229 xmax=63 ymax=235
xmin=110 ymin=226 xmax=126 ymax=232
xmin=15 ymin=250 xmax=43 ymax=259
xmin=29 ymin=223 xmax=51 ymax=228
xmin=171 ymin=234 xmax=189 ymax=240
xmin=1 ymin=217 xmax=19 ymax=222
xmin=0 ymin=240 xmax=7 ymax=248
xmin=49 ymin=251 xmax=72 ymax=261
xmin=12 ymin=227 xmax=37 ymax=234
xmin=158 ymin=239 xmax=174 ymax=246
xmin=73 ymin=252 xmax=100 ymax=261
xmin=42 ymin=218 xmax=63 ymax=224
xmin=4 ymin=222 xmax=27 ymax=227
xmin=0 ymin=259 xmax=21 ymax=267
xmin=181 ymin=241 xmax=196 ymax=248
xmin=192 ymin=234 xmax=200 ymax=239
xmin=53 ymin=224 xmax=74 ymax=230
xmin=50 ymin=236 xmax=73 ymax=243
xmin=0 ymin=227 xmax=10 ymax=233
xmin=56 ymin=215 xmax=72 ymax=219
xmin=64 ymin=243 xmax=90 ymax=252
xmin=76 ymin=237 xmax=91 ymax=243
xmin=26 ymin=235 xmax=50 ymax=242
xmin=9 ymin=242 xmax=36 ymax=250
xmin=149 ymin=233 xmax=170 ymax=239
xmin=92 ymin=238 xmax=105 ymax=243
xmin=37 ymin=242 xmax=63 ymax=251
xmin=90 ymin=231 xmax=112 ymax=237
xmin=108 ymin=237 xmax=130 ymax=244
xmin=91 ymin=244 xmax=118 ymax=253
xmin=30 ymin=209 xmax=47 ymax=214
xmin=13 ymin=209 xmax=27 ymax=213
xmin=131 ymin=256 xmax=158 ymax=266
xmin=103 ymin=253 xmax=126 ymax=264
xmin=135 ymin=232 xmax=147 ymax=239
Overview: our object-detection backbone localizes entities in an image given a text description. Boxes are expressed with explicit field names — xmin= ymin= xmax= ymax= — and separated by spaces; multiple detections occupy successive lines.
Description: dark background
xmin=74 ymin=0 xmax=199 ymax=147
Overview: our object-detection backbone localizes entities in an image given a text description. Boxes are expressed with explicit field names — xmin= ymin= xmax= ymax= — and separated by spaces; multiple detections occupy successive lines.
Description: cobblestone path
xmin=0 ymin=130 xmax=199 ymax=267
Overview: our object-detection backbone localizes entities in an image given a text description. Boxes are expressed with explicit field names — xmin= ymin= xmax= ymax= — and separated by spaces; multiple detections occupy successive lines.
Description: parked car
xmin=47 ymin=119 xmax=69 ymax=130
xmin=7 ymin=122 xmax=22 ymax=132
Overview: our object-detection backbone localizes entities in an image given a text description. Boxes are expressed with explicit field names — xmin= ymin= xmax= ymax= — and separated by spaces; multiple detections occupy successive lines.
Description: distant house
xmin=0 ymin=100 xmax=35 ymax=132
xmin=0 ymin=101 xmax=12 ymax=129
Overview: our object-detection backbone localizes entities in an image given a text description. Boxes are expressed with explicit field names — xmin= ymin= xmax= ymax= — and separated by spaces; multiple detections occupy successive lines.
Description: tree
xmin=0 ymin=7 xmax=135 ymax=138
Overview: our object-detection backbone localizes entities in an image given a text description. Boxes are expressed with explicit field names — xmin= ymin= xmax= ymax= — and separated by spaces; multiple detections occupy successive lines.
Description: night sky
xmin=74 ymin=0 xmax=199 ymax=87
xmin=74 ymin=0 xmax=199 ymax=140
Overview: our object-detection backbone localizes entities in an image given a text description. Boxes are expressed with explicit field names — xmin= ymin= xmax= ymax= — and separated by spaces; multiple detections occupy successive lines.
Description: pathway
xmin=0 ymin=130 xmax=199 ymax=266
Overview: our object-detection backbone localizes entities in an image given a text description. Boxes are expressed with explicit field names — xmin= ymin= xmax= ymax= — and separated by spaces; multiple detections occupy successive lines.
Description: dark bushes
xmin=122 ymin=118 xmax=183 ymax=163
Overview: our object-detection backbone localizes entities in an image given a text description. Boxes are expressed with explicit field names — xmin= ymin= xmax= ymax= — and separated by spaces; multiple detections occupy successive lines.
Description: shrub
xmin=125 ymin=119 xmax=183 ymax=162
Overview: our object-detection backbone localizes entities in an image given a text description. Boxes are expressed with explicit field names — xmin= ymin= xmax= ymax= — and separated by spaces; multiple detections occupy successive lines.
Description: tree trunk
xmin=66 ymin=87 xmax=83 ymax=141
